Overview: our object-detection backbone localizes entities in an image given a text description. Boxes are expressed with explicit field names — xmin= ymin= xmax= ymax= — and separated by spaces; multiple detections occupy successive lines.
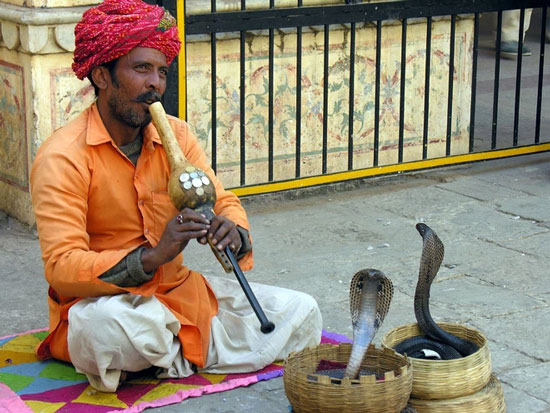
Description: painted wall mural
xmin=0 ymin=60 xmax=27 ymax=190
xmin=47 ymin=67 xmax=95 ymax=156
xmin=186 ymin=18 xmax=473 ymax=188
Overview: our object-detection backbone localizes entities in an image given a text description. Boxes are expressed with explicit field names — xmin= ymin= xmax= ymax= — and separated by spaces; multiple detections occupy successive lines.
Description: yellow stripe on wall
xmin=230 ymin=144 xmax=550 ymax=197
xmin=177 ymin=0 xmax=186 ymax=120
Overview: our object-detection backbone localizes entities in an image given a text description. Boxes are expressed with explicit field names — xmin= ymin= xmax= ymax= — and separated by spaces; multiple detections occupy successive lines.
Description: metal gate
xmin=158 ymin=0 xmax=549 ymax=196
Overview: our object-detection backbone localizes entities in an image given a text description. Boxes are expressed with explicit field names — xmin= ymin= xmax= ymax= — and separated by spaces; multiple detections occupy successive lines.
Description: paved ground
xmin=1 ymin=152 xmax=549 ymax=412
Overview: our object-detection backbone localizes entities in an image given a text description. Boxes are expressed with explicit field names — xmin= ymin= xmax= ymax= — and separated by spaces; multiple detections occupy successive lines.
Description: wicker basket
xmin=408 ymin=375 xmax=506 ymax=412
xmin=283 ymin=343 xmax=413 ymax=413
xmin=381 ymin=322 xmax=492 ymax=400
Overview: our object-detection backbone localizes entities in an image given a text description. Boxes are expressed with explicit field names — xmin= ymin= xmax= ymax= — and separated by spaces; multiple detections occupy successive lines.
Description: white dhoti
xmin=67 ymin=275 xmax=323 ymax=392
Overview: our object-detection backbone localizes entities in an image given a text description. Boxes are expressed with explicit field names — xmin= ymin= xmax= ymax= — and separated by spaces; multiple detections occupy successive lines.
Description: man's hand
xmin=141 ymin=208 xmax=210 ymax=273
xmin=198 ymin=215 xmax=242 ymax=255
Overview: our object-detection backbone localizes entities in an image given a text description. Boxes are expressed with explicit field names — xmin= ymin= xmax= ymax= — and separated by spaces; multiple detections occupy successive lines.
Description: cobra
xmin=316 ymin=270 xmax=419 ymax=412
xmin=316 ymin=269 xmax=393 ymax=380
xmin=345 ymin=269 xmax=394 ymax=378
xmin=394 ymin=223 xmax=479 ymax=359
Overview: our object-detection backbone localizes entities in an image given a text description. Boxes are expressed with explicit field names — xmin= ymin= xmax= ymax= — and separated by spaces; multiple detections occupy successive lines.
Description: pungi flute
xmin=148 ymin=101 xmax=275 ymax=334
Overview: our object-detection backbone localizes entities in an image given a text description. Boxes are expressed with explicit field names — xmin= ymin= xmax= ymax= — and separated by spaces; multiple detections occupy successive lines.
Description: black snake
xmin=394 ymin=223 xmax=479 ymax=359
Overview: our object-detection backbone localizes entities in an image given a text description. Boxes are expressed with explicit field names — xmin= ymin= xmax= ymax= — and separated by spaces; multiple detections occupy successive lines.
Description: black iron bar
xmin=513 ymin=8 xmax=526 ymax=147
xmin=268 ymin=0 xmax=275 ymax=181
xmin=186 ymin=0 xmax=549 ymax=35
xmin=491 ymin=10 xmax=503 ymax=149
xmin=399 ymin=18 xmax=407 ymax=163
xmin=422 ymin=16 xmax=432 ymax=160
xmin=296 ymin=19 xmax=302 ymax=178
xmin=211 ymin=0 xmax=217 ymax=173
xmin=162 ymin=0 xmax=179 ymax=116
xmin=469 ymin=12 xmax=479 ymax=153
xmin=240 ymin=0 xmax=246 ymax=185
xmin=322 ymin=24 xmax=329 ymax=174
xmin=348 ymin=21 xmax=356 ymax=171
xmin=535 ymin=6 xmax=547 ymax=144
xmin=446 ymin=14 xmax=456 ymax=156
xmin=374 ymin=20 xmax=381 ymax=167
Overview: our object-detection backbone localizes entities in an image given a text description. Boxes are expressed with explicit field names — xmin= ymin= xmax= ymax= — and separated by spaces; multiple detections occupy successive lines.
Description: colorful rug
xmin=0 ymin=328 xmax=349 ymax=412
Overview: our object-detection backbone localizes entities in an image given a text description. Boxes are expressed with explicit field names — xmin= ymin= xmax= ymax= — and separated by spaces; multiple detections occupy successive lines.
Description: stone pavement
xmin=1 ymin=152 xmax=549 ymax=412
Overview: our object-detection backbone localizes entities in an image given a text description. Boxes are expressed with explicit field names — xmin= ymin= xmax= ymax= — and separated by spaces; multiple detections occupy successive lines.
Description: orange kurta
xmin=30 ymin=103 xmax=253 ymax=367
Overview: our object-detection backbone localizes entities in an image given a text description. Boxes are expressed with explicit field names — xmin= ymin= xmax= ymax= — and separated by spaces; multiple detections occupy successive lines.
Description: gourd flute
xmin=148 ymin=101 xmax=275 ymax=334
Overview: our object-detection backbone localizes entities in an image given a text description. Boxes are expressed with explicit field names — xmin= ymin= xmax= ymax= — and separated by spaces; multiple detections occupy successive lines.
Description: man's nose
xmin=147 ymin=71 xmax=162 ymax=91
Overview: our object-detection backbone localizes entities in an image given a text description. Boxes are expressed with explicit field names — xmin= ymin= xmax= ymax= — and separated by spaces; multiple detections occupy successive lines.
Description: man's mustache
xmin=136 ymin=91 xmax=162 ymax=103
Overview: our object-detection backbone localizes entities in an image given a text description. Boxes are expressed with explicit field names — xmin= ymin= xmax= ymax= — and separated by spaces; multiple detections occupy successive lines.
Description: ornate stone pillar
xmin=0 ymin=1 xmax=98 ymax=225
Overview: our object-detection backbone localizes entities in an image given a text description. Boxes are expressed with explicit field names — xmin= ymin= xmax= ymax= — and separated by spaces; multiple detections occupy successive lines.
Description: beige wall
xmin=0 ymin=1 xmax=96 ymax=224
xmin=0 ymin=0 xmax=473 ymax=224
xmin=186 ymin=17 xmax=474 ymax=187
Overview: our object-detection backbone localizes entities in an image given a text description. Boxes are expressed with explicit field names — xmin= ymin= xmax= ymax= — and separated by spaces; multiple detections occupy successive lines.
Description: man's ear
xmin=90 ymin=66 xmax=109 ymax=91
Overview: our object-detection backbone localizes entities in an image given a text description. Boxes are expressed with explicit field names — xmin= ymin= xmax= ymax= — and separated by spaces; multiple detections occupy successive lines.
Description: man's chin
xmin=140 ymin=114 xmax=153 ymax=128
xmin=122 ymin=114 xmax=152 ymax=129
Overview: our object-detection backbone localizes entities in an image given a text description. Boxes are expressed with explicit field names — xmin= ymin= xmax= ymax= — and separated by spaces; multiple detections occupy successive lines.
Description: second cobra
xmin=394 ymin=223 xmax=479 ymax=360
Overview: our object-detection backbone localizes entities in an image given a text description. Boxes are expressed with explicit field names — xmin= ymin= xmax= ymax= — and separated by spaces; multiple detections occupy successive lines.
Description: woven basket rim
xmin=283 ymin=343 xmax=414 ymax=412
xmin=381 ymin=322 xmax=488 ymax=361
xmin=284 ymin=342 xmax=412 ymax=385
xmin=379 ymin=322 xmax=493 ymax=400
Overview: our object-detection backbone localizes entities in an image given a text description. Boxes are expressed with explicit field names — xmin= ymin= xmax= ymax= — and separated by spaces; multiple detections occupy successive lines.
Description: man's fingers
xmin=215 ymin=229 xmax=241 ymax=252
xmin=175 ymin=208 xmax=209 ymax=225
xmin=177 ymin=221 xmax=209 ymax=231
xmin=208 ymin=220 xmax=231 ymax=244
xmin=228 ymin=240 xmax=241 ymax=254
xmin=189 ymin=215 xmax=240 ymax=253
xmin=227 ymin=231 xmax=242 ymax=253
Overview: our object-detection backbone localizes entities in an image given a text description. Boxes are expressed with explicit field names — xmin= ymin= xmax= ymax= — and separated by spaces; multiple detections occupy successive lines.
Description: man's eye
xmin=135 ymin=64 xmax=148 ymax=71
xmin=160 ymin=69 xmax=168 ymax=77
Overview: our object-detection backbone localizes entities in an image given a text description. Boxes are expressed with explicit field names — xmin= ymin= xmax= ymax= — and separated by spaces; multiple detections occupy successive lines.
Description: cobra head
xmin=349 ymin=269 xmax=393 ymax=340
xmin=344 ymin=269 xmax=393 ymax=379
xmin=416 ymin=223 xmax=445 ymax=285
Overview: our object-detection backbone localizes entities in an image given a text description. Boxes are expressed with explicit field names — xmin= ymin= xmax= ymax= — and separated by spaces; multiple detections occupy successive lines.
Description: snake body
xmin=394 ymin=223 xmax=478 ymax=359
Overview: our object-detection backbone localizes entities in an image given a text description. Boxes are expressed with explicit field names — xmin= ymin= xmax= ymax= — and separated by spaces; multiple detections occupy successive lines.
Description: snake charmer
xmin=30 ymin=0 xmax=322 ymax=393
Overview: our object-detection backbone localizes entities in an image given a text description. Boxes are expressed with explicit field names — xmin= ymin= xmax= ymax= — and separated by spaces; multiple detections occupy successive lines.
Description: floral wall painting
xmin=186 ymin=18 xmax=473 ymax=188
xmin=0 ymin=60 xmax=27 ymax=190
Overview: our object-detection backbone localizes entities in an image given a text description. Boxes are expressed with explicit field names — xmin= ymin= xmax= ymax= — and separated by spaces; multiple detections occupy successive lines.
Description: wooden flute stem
xmin=149 ymin=102 xmax=187 ymax=171
xmin=198 ymin=206 xmax=233 ymax=273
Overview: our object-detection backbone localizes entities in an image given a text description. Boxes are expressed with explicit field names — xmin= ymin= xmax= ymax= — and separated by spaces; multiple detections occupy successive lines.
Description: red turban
xmin=72 ymin=0 xmax=181 ymax=80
